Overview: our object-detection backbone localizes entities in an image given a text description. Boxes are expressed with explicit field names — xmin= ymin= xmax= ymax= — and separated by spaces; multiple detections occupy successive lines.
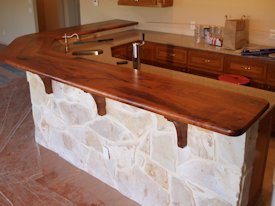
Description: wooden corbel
xmin=90 ymin=94 xmax=106 ymax=116
xmin=39 ymin=75 xmax=53 ymax=94
xmin=167 ymin=119 xmax=188 ymax=148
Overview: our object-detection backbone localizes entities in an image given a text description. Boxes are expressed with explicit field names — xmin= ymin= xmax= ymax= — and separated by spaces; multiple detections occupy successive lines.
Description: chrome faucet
xmin=132 ymin=33 xmax=145 ymax=70
xmin=62 ymin=33 xmax=80 ymax=53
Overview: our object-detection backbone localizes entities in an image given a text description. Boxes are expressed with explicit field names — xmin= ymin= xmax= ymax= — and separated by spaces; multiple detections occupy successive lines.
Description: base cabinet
xmin=188 ymin=49 xmax=224 ymax=78
xmin=111 ymin=42 xmax=275 ymax=92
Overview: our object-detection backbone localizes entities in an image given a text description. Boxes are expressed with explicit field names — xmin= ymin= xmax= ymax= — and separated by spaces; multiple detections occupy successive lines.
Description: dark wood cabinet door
xmin=266 ymin=61 xmax=275 ymax=88
xmin=188 ymin=49 xmax=224 ymax=76
xmin=153 ymin=43 xmax=187 ymax=71
xmin=224 ymin=55 xmax=267 ymax=82
xmin=111 ymin=44 xmax=129 ymax=60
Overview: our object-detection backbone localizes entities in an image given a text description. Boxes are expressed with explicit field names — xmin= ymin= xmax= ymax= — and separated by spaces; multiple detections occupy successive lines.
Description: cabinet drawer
xmin=188 ymin=50 xmax=224 ymax=73
xmin=155 ymin=44 xmax=187 ymax=67
xmin=224 ymin=56 xmax=267 ymax=81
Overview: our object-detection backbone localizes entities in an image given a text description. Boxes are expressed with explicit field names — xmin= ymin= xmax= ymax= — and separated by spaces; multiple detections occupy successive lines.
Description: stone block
xmin=106 ymin=99 xmax=157 ymax=137
xmin=188 ymin=125 xmax=215 ymax=161
xmin=177 ymin=158 xmax=241 ymax=205
xmin=88 ymin=116 xmax=134 ymax=142
xmin=58 ymin=100 xmax=94 ymax=125
xmin=171 ymin=176 xmax=195 ymax=206
xmin=68 ymin=126 xmax=103 ymax=153
xmin=48 ymin=130 xmax=90 ymax=170
xmin=214 ymin=132 xmax=246 ymax=168
xmin=144 ymin=159 xmax=169 ymax=190
xmin=186 ymin=181 xmax=231 ymax=206
xmin=52 ymin=81 xmax=97 ymax=115
xmin=151 ymin=130 xmax=177 ymax=171
xmin=27 ymin=72 xmax=49 ymax=106
xmin=86 ymin=148 xmax=116 ymax=187
xmin=137 ymin=134 xmax=151 ymax=155
xmin=116 ymin=166 xmax=170 ymax=206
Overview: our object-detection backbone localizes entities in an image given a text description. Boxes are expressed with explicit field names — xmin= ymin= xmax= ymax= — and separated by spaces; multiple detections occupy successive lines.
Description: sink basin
xmin=72 ymin=49 xmax=103 ymax=56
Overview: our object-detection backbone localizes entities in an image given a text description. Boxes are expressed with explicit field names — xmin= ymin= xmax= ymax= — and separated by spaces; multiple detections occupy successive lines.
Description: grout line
xmin=0 ymin=107 xmax=32 ymax=152
xmin=0 ymin=191 xmax=14 ymax=206
xmin=0 ymin=85 xmax=15 ymax=134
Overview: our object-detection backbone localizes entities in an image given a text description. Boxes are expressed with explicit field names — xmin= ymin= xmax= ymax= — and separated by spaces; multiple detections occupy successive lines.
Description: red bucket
xmin=218 ymin=74 xmax=250 ymax=85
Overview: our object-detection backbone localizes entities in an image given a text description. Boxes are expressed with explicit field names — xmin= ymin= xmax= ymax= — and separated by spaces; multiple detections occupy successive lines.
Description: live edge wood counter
xmin=0 ymin=19 xmax=269 ymax=137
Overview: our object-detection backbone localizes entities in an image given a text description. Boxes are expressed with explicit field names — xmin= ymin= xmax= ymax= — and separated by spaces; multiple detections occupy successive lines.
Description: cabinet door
xmin=118 ymin=0 xmax=172 ymax=7
xmin=111 ymin=44 xmax=129 ymax=60
xmin=224 ymin=55 xmax=267 ymax=81
xmin=126 ymin=41 xmax=155 ymax=64
xmin=266 ymin=61 xmax=275 ymax=90
xmin=154 ymin=43 xmax=187 ymax=71
xmin=188 ymin=49 xmax=224 ymax=78
xmin=112 ymin=41 xmax=155 ymax=64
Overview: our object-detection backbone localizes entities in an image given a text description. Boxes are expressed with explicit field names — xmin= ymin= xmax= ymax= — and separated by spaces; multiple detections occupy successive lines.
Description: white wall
xmin=0 ymin=0 xmax=37 ymax=45
xmin=80 ymin=0 xmax=275 ymax=46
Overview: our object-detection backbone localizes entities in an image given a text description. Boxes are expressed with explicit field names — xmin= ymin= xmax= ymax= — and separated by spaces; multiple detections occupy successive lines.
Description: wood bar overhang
xmin=0 ymin=19 xmax=269 ymax=141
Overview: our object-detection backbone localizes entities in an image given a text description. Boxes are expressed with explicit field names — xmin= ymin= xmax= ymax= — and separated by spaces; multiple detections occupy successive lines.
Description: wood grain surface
xmin=0 ymin=20 xmax=269 ymax=136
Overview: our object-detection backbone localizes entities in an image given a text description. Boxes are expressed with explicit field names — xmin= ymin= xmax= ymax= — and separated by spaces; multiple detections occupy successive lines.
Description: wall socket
xmin=92 ymin=0 xmax=99 ymax=6
xmin=270 ymin=29 xmax=275 ymax=40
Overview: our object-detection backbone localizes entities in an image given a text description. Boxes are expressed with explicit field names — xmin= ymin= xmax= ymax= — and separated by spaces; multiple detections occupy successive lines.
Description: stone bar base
xmin=27 ymin=72 xmax=259 ymax=206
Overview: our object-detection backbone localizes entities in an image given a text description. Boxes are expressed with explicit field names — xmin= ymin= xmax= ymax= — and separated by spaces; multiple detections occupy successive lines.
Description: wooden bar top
xmin=0 ymin=19 xmax=269 ymax=136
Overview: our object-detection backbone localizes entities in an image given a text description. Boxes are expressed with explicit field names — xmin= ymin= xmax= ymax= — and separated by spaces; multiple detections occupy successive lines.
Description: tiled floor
xmin=0 ymin=78 xmax=138 ymax=206
xmin=0 ymin=63 xmax=274 ymax=205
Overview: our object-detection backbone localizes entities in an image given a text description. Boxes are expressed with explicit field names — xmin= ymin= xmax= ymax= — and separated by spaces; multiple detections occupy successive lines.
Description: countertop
xmin=0 ymin=19 xmax=271 ymax=137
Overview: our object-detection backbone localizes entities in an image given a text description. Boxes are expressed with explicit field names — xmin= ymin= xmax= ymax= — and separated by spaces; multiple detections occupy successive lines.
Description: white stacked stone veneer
xmin=27 ymin=72 xmax=259 ymax=206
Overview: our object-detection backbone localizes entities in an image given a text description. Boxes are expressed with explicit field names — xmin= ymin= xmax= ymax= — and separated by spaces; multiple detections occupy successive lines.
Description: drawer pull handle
xmin=241 ymin=66 xmax=251 ymax=70
xmin=168 ymin=53 xmax=176 ymax=57
xmin=203 ymin=59 xmax=211 ymax=63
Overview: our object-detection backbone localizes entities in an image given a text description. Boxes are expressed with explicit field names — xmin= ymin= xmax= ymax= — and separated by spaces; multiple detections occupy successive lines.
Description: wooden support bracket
xmin=169 ymin=120 xmax=188 ymax=148
xmin=39 ymin=75 xmax=53 ymax=94
xmin=90 ymin=94 xmax=107 ymax=116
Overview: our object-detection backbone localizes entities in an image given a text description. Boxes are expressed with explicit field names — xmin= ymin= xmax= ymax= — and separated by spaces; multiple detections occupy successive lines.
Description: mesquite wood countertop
xmin=0 ymin=19 xmax=270 ymax=136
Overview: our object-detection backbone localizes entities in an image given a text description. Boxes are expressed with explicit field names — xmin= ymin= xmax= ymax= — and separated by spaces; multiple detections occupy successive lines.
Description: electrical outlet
xmin=270 ymin=29 xmax=275 ymax=40
xmin=190 ymin=21 xmax=196 ymax=31
xmin=92 ymin=0 xmax=99 ymax=6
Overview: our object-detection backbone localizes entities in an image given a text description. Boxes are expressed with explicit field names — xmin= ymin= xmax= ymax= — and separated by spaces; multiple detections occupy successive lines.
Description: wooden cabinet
xmin=224 ymin=56 xmax=267 ymax=81
xmin=111 ymin=41 xmax=154 ymax=65
xmin=188 ymin=50 xmax=224 ymax=78
xmin=266 ymin=62 xmax=275 ymax=91
xmin=118 ymin=0 xmax=173 ymax=7
xmin=154 ymin=43 xmax=187 ymax=71
xmin=224 ymin=55 xmax=267 ymax=89
xmin=111 ymin=43 xmax=130 ymax=60
xmin=112 ymin=41 xmax=274 ymax=90
xmin=111 ymin=41 xmax=187 ymax=71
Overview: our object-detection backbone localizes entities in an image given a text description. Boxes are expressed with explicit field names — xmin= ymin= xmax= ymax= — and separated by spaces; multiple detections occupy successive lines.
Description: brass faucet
xmin=62 ymin=33 xmax=80 ymax=53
